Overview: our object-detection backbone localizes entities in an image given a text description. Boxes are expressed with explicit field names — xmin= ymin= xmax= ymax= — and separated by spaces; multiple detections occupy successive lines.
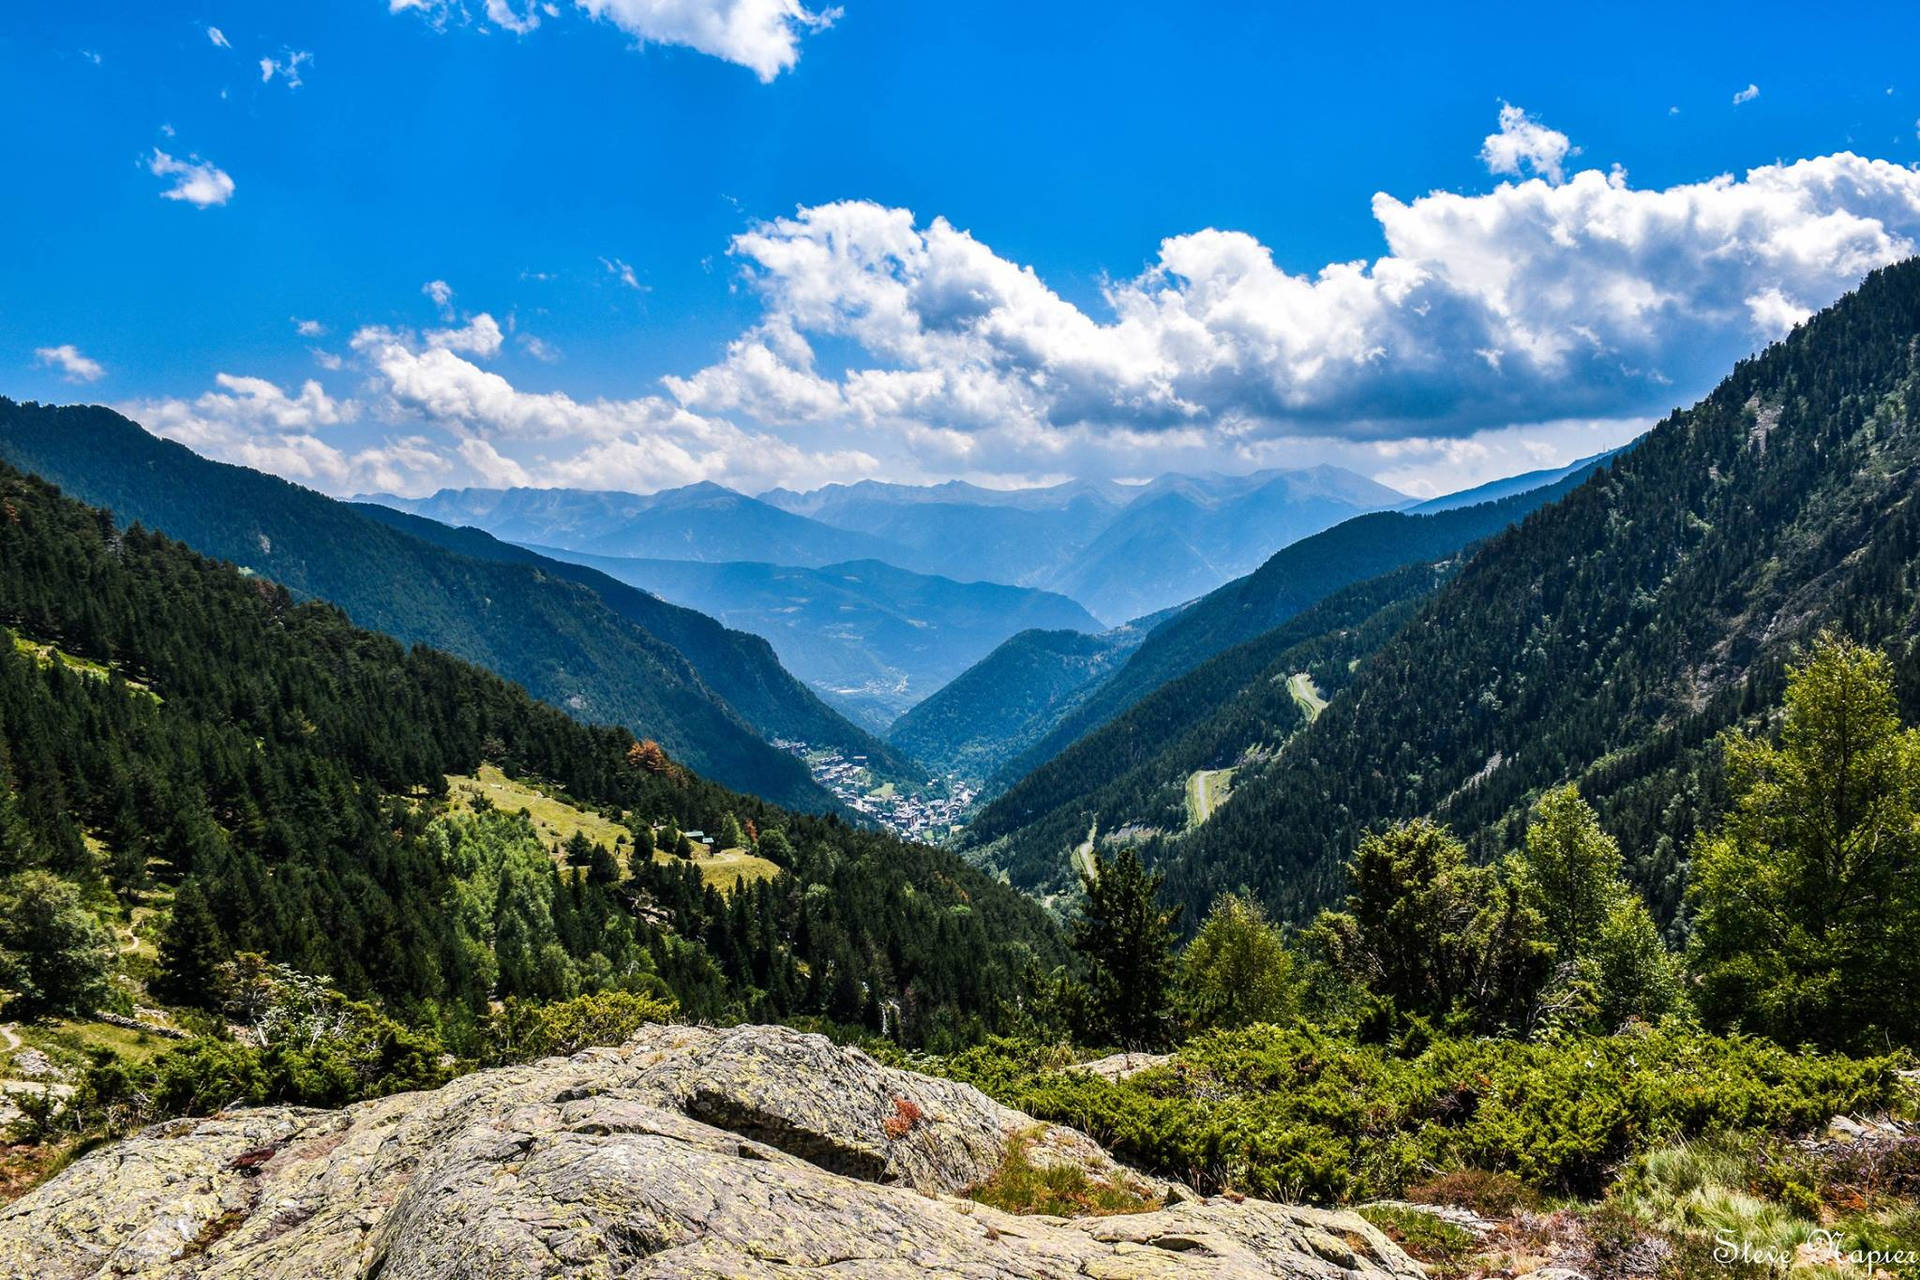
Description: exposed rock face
xmin=0 ymin=1024 xmax=1423 ymax=1279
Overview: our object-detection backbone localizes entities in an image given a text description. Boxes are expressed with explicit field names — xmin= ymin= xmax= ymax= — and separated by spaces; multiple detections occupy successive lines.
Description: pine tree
xmin=154 ymin=879 xmax=229 ymax=1007
xmin=1070 ymin=847 xmax=1180 ymax=1049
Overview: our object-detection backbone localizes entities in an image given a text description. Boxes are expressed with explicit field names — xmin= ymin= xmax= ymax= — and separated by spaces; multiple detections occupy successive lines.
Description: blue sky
xmin=7 ymin=1 xmax=1920 ymax=498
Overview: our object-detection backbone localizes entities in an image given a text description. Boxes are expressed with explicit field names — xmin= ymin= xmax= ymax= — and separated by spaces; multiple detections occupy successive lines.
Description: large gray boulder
xmin=0 ymin=1024 xmax=1423 ymax=1279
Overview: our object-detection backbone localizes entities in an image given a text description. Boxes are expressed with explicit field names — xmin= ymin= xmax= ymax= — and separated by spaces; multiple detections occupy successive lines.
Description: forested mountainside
xmin=350 ymin=503 xmax=922 ymax=781
xmin=962 ymin=560 xmax=1457 ymax=892
xmin=0 ymin=460 xmax=1060 ymax=1043
xmin=1161 ymin=257 xmax=1920 ymax=926
xmin=981 ymin=461 xmax=1610 ymax=795
xmin=515 ymin=548 xmax=1103 ymax=730
xmin=886 ymin=627 xmax=1145 ymax=782
xmin=0 ymin=401 xmax=891 ymax=809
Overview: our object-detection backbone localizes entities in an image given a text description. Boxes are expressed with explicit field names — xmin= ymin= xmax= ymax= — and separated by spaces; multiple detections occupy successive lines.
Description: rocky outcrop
xmin=0 ymin=1024 xmax=1424 ymax=1279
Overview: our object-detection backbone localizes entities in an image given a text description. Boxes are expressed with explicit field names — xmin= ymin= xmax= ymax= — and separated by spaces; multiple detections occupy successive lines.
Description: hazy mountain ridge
xmin=514 ymin=547 xmax=1104 ymax=730
xmin=374 ymin=465 xmax=1405 ymax=627
xmin=378 ymin=482 xmax=901 ymax=568
xmin=350 ymin=504 xmax=924 ymax=780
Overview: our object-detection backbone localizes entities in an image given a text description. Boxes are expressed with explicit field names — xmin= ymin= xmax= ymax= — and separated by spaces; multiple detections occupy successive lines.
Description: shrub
xmin=934 ymin=1024 xmax=1900 ymax=1203
xmin=482 ymin=988 xmax=676 ymax=1064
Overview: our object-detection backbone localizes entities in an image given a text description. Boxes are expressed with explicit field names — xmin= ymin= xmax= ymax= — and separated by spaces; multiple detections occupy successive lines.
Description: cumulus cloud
xmin=293 ymin=318 xmax=326 ymax=337
xmin=1479 ymin=103 xmax=1576 ymax=184
xmin=1733 ymin=83 xmax=1761 ymax=105
xmin=341 ymin=318 xmax=874 ymax=492
xmin=34 ymin=344 xmax=105 ymax=383
xmin=659 ymin=135 xmax=1920 ymax=487
xmin=116 ymin=110 xmax=1920 ymax=497
xmin=425 ymin=312 xmax=506 ymax=357
xmin=575 ymin=0 xmax=839 ymax=80
xmin=148 ymin=148 xmax=235 ymax=207
xmin=125 ymin=375 xmax=457 ymax=496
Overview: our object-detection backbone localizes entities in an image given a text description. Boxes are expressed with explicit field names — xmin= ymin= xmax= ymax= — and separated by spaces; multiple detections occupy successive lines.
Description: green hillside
xmin=1160 ymin=257 xmax=1920 ymax=925
xmin=983 ymin=462 xmax=1611 ymax=794
xmin=351 ymin=502 xmax=924 ymax=782
xmin=962 ymin=560 xmax=1454 ymax=893
xmin=0 ymin=401 xmax=890 ymax=808
xmin=0 ymin=459 xmax=1060 ymax=1044
xmin=887 ymin=625 xmax=1146 ymax=781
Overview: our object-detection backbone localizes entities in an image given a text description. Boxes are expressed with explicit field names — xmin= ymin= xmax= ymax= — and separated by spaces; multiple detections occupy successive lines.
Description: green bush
xmin=482 ymin=988 xmax=677 ymax=1064
xmin=935 ymin=1023 xmax=1900 ymax=1203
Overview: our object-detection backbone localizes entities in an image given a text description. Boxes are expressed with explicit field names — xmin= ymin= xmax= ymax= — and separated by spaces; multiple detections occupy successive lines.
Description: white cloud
xmin=422 ymin=279 xmax=456 ymax=316
xmin=661 ymin=130 xmax=1920 ymax=485
xmin=127 ymin=376 xmax=360 ymax=486
xmin=339 ymin=319 xmax=873 ymax=492
xmin=1733 ymin=83 xmax=1760 ymax=105
xmin=259 ymin=50 xmax=311 ymax=87
xmin=207 ymin=26 xmax=230 ymax=48
xmin=425 ymin=312 xmax=506 ymax=358
xmin=575 ymin=0 xmax=838 ymax=80
xmin=393 ymin=0 xmax=836 ymax=79
xmin=34 ymin=344 xmax=105 ymax=383
xmin=485 ymin=0 xmax=544 ymax=33
xmin=147 ymin=148 xmax=235 ymax=207
xmin=123 ymin=375 xmax=458 ymax=496
xmin=601 ymin=256 xmax=643 ymax=289
xmin=1479 ymin=103 xmax=1576 ymax=184
xmin=293 ymin=318 xmax=326 ymax=337
xmin=519 ymin=334 xmax=562 ymax=362
xmin=118 ymin=111 xmax=1920 ymax=497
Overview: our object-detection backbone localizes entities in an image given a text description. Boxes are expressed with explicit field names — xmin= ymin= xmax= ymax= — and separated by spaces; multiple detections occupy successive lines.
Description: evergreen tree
xmin=155 ymin=879 xmax=229 ymax=1007
xmin=1309 ymin=819 xmax=1547 ymax=1033
xmin=1070 ymin=847 xmax=1180 ymax=1049
xmin=0 ymin=871 xmax=115 ymax=1017
xmin=1689 ymin=633 xmax=1920 ymax=1050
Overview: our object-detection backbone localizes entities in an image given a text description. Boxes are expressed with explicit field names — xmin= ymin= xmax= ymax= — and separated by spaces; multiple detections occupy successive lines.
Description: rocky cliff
xmin=0 ymin=1024 xmax=1423 ymax=1279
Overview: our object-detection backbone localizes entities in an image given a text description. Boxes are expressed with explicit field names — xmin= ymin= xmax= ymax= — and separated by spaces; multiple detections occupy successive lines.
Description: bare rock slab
xmin=0 ymin=1024 xmax=1422 ymax=1280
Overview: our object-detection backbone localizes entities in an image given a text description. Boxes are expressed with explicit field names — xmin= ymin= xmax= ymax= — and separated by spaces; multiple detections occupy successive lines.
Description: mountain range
xmin=0 ymin=401 xmax=917 ymax=810
xmin=519 ymin=548 xmax=1104 ymax=730
xmin=373 ymin=465 xmax=1407 ymax=628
